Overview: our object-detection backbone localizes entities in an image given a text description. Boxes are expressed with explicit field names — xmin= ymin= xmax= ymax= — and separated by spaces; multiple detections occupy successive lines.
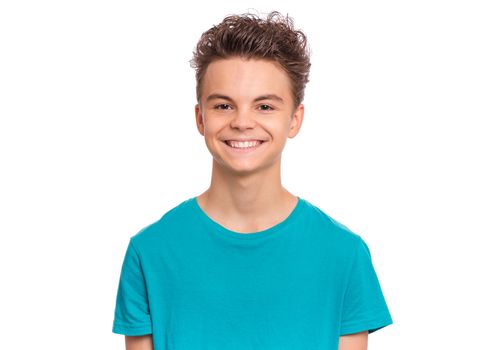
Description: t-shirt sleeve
xmin=112 ymin=239 xmax=153 ymax=335
xmin=339 ymin=236 xmax=393 ymax=336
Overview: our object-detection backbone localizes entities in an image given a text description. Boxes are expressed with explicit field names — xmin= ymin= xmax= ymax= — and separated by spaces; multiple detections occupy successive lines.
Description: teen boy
xmin=113 ymin=11 xmax=393 ymax=350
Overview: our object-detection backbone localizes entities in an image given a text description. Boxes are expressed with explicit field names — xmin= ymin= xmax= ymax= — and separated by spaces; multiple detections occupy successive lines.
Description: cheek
xmin=201 ymin=118 xmax=217 ymax=134
xmin=208 ymin=126 xmax=224 ymax=139
xmin=201 ymin=123 xmax=224 ymax=146
xmin=263 ymin=121 xmax=290 ymax=139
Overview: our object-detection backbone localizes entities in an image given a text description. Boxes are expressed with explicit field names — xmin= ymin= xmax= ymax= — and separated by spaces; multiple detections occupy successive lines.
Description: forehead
xmin=202 ymin=57 xmax=293 ymax=102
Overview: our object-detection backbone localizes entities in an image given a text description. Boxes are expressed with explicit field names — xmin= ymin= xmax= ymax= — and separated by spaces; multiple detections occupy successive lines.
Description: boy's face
xmin=195 ymin=57 xmax=304 ymax=176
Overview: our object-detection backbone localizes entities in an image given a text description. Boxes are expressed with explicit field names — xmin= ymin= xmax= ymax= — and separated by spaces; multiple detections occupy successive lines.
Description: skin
xmin=125 ymin=334 xmax=153 ymax=350
xmin=125 ymin=56 xmax=368 ymax=350
xmin=339 ymin=331 xmax=368 ymax=350
xmin=194 ymin=57 xmax=304 ymax=233
xmin=125 ymin=332 xmax=367 ymax=350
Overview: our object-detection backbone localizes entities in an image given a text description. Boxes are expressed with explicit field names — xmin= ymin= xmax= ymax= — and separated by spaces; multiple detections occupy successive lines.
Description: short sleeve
xmin=112 ymin=239 xmax=153 ymax=335
xmin=339 ymin=236 xmax=393 ymax=335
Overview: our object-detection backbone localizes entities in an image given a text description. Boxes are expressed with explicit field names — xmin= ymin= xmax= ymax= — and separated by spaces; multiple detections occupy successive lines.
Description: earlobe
xmin=195 ymin=103 xmax=205 ymax=136
xmin=288 ymin=104 xmax=305 ymax=138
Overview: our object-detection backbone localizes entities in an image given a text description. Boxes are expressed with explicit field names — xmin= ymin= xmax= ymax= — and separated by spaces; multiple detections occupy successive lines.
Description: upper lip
xmin=223 ymin=139 xmax=265 ymax=142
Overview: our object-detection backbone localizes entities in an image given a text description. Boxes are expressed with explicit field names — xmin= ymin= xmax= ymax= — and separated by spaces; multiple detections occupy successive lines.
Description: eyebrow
xmin=206 ymin=93 xmax=284 ymax=104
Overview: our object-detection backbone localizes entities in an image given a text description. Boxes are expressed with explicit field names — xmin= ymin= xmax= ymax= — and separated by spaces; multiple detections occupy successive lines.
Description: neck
xmin=196 ymin=158 xmax=297 ymax=232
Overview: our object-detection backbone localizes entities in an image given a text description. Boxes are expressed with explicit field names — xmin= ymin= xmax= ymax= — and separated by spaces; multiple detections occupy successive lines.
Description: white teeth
xmin=226 ymin=140 xmax=262 ymax=148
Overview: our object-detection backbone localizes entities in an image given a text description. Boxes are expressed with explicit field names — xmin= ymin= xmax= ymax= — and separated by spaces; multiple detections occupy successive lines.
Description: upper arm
xmin=339 ymin=237 xmax=393 ymax=335
xmin=338 ymin=331 xmax=368 ymax=350
xmin=113 ymin=240 xmax=153 ymax=336
xmin=125 ymin=335 xmax=153 ymax=350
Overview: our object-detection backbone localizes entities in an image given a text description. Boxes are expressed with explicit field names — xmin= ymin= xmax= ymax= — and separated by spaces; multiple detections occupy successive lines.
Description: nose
xmin=229 ymin=108 xmax=257 ymax=130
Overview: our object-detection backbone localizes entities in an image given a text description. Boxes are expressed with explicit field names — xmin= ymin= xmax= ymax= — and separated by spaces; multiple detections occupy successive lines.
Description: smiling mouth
xmin=223 ymin=140 xmax=266 ymax=151
xmin=224 ymin=140 xmax=265 ymax=148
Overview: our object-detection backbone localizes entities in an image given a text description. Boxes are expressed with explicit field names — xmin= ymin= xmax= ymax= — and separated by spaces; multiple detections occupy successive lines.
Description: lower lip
xmin=223 ymin=141 xmax=266 ymax=153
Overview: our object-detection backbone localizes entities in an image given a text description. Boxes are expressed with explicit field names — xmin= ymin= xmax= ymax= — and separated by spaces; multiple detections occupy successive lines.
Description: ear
xmin=195 ymin=103 xmax=205 ymax=136
xmin=287 ymin=104 xmax=305 ymax=138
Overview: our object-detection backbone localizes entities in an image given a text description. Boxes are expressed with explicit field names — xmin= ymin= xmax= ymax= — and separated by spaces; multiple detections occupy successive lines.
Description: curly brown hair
xmin=190 ymin=11 xmax=311 ymax=109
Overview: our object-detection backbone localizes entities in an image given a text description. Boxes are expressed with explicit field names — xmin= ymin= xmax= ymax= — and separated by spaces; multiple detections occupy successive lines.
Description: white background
xmin=1 ymin=1 xmax=489 ymax=349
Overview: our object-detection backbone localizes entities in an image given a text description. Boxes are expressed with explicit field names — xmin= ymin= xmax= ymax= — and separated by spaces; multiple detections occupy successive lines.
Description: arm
xmin=125 ymin=335 xmax=153 ymax=350
xmin=338 ymin=331 xmax=368 ymax=350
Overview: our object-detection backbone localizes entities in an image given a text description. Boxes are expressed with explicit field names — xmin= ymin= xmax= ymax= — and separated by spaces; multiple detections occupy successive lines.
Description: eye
xmin=214 ymin=104 xmax=232 ymax=110
xmin=258 ymin=104 xmax=274 ymax=111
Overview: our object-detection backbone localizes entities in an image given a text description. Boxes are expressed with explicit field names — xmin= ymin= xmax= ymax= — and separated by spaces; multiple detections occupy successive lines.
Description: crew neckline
xmin=190 ymin=195 xmax=305 ymax=240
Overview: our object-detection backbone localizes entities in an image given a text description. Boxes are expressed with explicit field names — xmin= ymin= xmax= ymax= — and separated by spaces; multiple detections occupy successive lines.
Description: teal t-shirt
xmin=112 ymin=196 xmax=393 ymax=349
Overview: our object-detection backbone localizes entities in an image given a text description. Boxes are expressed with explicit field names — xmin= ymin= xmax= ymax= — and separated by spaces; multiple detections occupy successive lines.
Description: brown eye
xmin=215 ymin=104 xmax=232 ymax=110
xmin=259 ymin=104 xmax=273 ymax=111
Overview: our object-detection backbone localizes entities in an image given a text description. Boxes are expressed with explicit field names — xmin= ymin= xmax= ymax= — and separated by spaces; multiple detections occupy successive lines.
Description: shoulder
xmin=129 ymin=197 xmax=195 ymax=250
xmin=301 ymin=198 xmax=361 ymax=241
xmin=301 ymin=198 xmax=364 ymax=253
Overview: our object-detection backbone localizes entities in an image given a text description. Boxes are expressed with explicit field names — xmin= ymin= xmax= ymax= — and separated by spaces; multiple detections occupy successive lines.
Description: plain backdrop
xmin=1 ymin=1 xmax=489 ymax=349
